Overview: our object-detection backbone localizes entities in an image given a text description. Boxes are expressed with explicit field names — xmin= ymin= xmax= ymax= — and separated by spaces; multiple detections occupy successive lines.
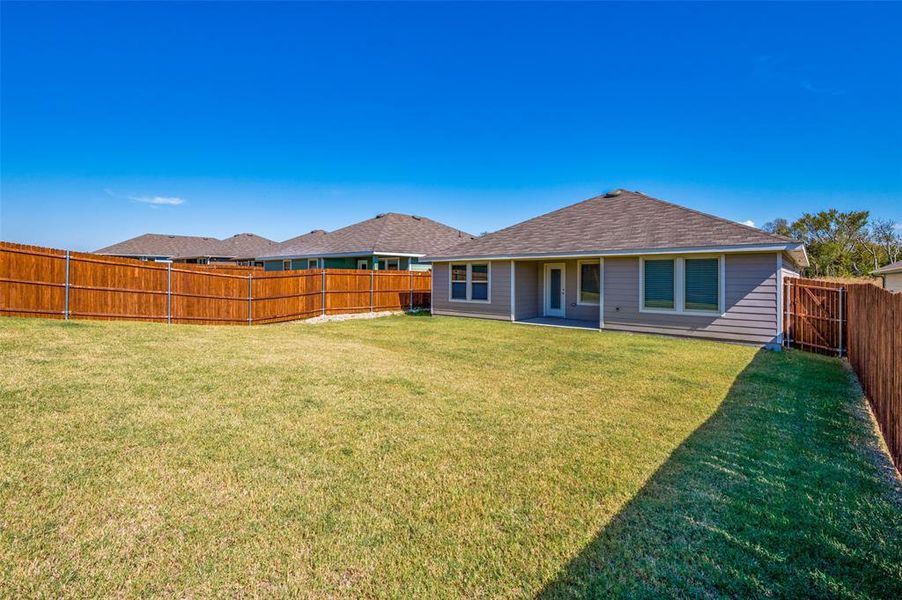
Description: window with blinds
xmin=685 ymin=258 xmax=719 ymax=311
xmin=643 ymin=259 xmax=675 ymax=309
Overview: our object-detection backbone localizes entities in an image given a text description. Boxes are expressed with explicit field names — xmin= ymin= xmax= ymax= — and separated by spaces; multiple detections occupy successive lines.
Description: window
xmin=282 ymin=260 xmax=292 ymax=271
xmin=684 ymin=258 xmax=719 ymax=312
xmin=357 ymin=259 xmax=369 ymax=270
xmin=451 ymin=264 xmax=468 ymax=300
xmin=379 ymin=257 xmax=400 ymax=271
xmin=471 ymin=264 xmax=488 ymax=300
xmin=449 ymin=263 xmax=490 ymax=302
xmin=578 ymin=260 xmax=600 ymax=305
xmin=643 ymin=259 xmax=675 ymax=309
xmin=640 ymin=255 xmax=723 ymax=314
xmin=307 ymin=258 xmax=319 ymax=269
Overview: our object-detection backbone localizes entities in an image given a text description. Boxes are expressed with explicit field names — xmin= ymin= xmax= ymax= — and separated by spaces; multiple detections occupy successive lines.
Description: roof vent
xmin=604 ymin=189 xmax=624 ymax=198
xmin=310 ymin=229 xmax=326 ymax=234
xmin=376 ymin=213 xmax=386 ymax=218
xmin=412 ymin=215 xmax=421 ymax=220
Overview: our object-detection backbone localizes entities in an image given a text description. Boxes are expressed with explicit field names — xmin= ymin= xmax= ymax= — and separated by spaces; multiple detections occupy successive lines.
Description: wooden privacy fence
xmin=846 ymin=284 xmax=902 ymax=470
xmin=784 ymin=277 xmax=902 ymax=470
xmin=783 ymin=278 xmax=847 ymax=356
xmin=0 ymin=241 xmax=431 ymax=325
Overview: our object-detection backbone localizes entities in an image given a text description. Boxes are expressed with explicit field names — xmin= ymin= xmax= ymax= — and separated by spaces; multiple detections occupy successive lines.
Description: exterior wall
xmin=431 ymin=260 xmax=512 ymax=320
xmin=884 ymin=272 xmax=902 ymax=292
xmin=514 ymin=259 xmax=600 ymax=322
xmin=514 ymin=262 xmax=540 ymax=320
xmin=265 ymin=256 xmax=417 ymax=271
xmin=603 ymin=253 xmax=780 ymax=345
xmin=263 ymin=259 xmax=308 ymax=271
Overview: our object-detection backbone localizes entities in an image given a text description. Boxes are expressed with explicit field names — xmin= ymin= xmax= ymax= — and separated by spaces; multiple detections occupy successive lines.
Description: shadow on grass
xmin=538 ymin=349 xmax=902 ymax=598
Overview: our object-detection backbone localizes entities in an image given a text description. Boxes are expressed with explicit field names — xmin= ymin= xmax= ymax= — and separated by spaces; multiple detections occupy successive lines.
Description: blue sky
xmin=1 ymin=1 xmax=900 ymax=251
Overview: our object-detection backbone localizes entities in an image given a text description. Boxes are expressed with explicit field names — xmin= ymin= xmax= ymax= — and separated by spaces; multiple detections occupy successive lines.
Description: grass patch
xmin=1 ymin=315 xmax=899 ymax=597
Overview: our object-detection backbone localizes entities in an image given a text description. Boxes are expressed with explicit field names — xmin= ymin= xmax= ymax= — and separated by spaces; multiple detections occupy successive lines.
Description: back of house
xmin=424 ymin=190 xmax=808 ymax=348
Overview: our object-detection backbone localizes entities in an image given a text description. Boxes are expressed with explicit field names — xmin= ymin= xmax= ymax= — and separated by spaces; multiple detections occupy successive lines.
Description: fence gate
xmin=783 ymin=278 xmax=847 ymax=356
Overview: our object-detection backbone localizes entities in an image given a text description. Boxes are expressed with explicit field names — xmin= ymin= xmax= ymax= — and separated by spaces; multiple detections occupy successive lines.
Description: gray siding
xmin=603 ymin=253 xmax=779 ymax=344
xmin=516 ymin=259 xmax=600 ymax=321
xmin=514 ymin=262 xmax=539 ymax=320
xmin=432 ymin=261 xmax=512 ymax=320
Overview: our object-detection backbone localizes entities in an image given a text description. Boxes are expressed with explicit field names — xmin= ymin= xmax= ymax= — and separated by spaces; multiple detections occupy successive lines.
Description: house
xmin=423 ymin=190 xmax=809 ymax=348
xmin=256 ymin=213 xmax=473 ymax=271
xmin=96 ymin=233 xmax=276 ymax=264
xmin=873 ymin=260 xmax=902 ymax=292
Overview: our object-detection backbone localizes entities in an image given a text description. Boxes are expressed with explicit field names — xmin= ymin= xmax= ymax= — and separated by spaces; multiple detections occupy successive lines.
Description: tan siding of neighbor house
xmin=884 ymin=272 xmax=902 ymax=293
xmin=603 ymin=253 xmax=779 ymax=344
xmin=432 ymin=260 xmax=512 ymax=320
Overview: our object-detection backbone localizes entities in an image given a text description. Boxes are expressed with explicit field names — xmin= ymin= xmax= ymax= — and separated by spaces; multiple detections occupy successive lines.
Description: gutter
xmin=423 ymin=243 xmax=808 ymax=265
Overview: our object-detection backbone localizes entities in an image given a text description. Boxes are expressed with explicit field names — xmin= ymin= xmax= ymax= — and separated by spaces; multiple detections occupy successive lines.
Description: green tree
xmin=764 ymin=210 xmax=871 ymax=277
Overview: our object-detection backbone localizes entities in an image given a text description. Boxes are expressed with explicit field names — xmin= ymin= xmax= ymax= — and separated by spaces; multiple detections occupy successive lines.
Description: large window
xmin=578 ymin=260 xmax=601 ymax=305
xmin=641 ymin=256 xmax=723 ymax=314
xmin=643 ymin=259 xmax=675 ymax=309
xmin=449 ymin=263 xmax=490 ymax=302
xmin=684 ymin=258 xmax=719 ymax=312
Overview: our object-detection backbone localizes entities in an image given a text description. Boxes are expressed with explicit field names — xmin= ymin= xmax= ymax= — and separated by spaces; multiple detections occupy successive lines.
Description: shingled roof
xmin=96 ymin=232 xmax=276 ymax=260
xmin=873 ymin=260 xmax=902 ymax=275
xmin=258 ymin=213 xmax=473 ymax=259
xmin=215 ymin=233 xmax=279 ymax=260
xmin=426 ymin=190 xmax=807 ymax=265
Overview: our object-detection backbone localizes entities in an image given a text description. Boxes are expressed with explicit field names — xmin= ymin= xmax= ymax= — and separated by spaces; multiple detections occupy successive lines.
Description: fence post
xmin=370 ymin=269 xmax=374 ymax=313
xmin=783 ymin=279 xmax=792 ymax=348
xmin=838 ymin=286 xmax=844 ymax=357
xmin=321 ymin=269 xmax=326 ymax=316
xmin=64 ymin=250 xmax=70 ymax=319
xmin=409 ymin=270 xmax=413 ymax=311
xmin=167 ymin=263 xmax=172 ymax=324
xmin=247 ymin=273 xmax=253 ymax=326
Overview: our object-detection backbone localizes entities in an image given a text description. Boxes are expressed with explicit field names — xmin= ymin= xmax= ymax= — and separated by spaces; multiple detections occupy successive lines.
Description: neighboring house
xmin=96 ymin=233 xmax=276 ymax=264
xmin=873 ymin=260 xmax=902 ymax=292
xmin=257 ymin=213 xmax=473 ymax=271
xmin=423 ymin=190 xmax=809 ymax=348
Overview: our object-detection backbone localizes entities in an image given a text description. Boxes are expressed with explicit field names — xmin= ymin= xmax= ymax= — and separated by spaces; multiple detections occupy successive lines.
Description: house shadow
xmin=537 ymin=349 xmax=902 ymax=598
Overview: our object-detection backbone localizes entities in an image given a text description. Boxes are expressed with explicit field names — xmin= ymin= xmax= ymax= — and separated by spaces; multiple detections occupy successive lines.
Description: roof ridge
xmin=369 ymin=212 xmax=393 ymax=252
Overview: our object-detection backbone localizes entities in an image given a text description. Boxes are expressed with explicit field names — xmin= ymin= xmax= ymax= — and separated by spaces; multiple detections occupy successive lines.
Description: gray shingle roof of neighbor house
xmin=257 ymin=213 xmax=475 ymax=260
xmin=873 ymin=260 xmax=902 ymax=275
xmin=425 ymin=190 xmax=809 ymax=266
xmin=95 ymin=232 xmax=276 ymax=260
xmin=214 ymin=233 xmax=279 ymax=260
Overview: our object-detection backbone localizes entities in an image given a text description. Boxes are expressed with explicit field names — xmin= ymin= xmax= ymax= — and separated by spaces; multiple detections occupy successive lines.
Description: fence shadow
xmin=537 ymin=349 xmax=902 ymax=598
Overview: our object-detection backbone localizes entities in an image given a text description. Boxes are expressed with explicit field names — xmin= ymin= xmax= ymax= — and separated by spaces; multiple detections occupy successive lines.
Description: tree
xmin=763 ymin=210 xmax=872 ymax=277
xmin=870 ymin=218 xmax=901 ymax=266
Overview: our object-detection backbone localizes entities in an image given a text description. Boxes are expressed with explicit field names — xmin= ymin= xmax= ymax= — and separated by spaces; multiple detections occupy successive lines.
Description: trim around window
xmin=576 ymin=259 xmax=601 ymax=306
xmin=448 ymin=262 xmax=492 ymax=303
xmin=639 ymin=254 xmax=725 ymax=316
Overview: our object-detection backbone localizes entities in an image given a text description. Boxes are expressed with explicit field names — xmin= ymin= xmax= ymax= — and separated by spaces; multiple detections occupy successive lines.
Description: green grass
xmin=0 ymin=315 xmax=899 ymax=598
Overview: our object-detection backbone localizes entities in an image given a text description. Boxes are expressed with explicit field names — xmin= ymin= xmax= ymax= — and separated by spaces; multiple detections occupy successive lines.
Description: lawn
xmin=1 ymin=315 xmax=900 ymax=598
